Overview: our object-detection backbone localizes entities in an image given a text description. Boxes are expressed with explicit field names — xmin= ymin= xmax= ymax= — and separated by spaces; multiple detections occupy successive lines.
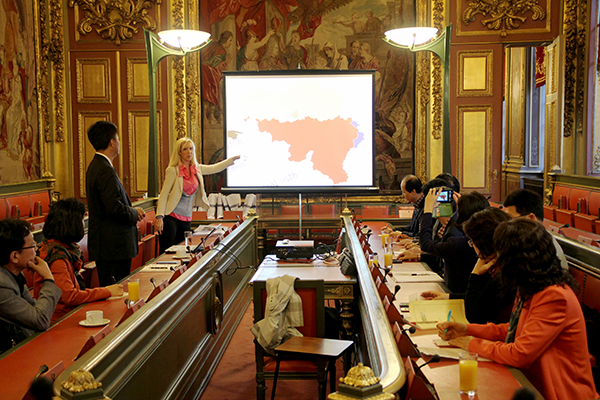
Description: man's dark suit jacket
xmin=86 ymin=154 xmax=139 ymax=261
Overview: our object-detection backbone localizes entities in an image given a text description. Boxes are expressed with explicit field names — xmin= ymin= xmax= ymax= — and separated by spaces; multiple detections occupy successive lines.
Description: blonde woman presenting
xmin=156 ymin=138 xmax=240 ymax=253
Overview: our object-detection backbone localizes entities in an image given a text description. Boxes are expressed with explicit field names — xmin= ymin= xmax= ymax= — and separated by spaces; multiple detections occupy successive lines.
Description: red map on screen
xmin=257 ymin=117 xmax=358 ymax=184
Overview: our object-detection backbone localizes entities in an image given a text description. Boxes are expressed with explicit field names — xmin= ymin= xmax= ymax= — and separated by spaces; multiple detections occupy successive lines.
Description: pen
xmin=445 ymin=310 xmax=452 ymax=334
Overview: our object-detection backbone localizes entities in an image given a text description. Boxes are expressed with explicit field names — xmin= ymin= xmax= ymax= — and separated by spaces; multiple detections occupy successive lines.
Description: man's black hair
xmin=401 ymin=175 xmax=422 ymax=194
xmin=503 ymin=189 xmax=544 ymax=221
xmin=87 ymin=121 xmax=118 ymax=151
xmin=0 ymin=218 xmax=32 ymax=266
xmin=435 ymin=173 xmax=461 ymax=193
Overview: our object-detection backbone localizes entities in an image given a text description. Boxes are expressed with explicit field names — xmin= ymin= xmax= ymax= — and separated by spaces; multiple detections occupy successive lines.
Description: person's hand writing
xmin=27 ymin=256 xmax=53 ymax=281
xmin=389 ymin=231 xmax=409 ymax=239
xmin=106 ymin=284 xmax=124 ymax=297
xmin=397 ymin=238 xmax=414 ymax=247
xmin=472 ymin=256 xmax=496 ymax=275
xmin=155 ymin=218 xmax=163 ymax=234
xmin=397 ymin=249 xmax=421 ymax=261
xmin=437 ymin=321 xmax=468 ymax=340
xmin=449 ymin=336 xmax=473 ymax=350
xmin=136 ymin=207 xmax=145 ymax=221
xmin=421 ymin=290 xmax=449 ymax=300
xmin=404 ymin=241 xmax=420 ymax=250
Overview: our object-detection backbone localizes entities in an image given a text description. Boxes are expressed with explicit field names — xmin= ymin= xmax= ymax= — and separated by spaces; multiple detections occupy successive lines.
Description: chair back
xmin=254 ymin=279 xmax=325 ymax=338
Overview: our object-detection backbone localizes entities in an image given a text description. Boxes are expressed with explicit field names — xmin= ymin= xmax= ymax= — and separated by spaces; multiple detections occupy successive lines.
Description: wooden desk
xmin=251 ymin=257 xmax=356 ymax=335
xmin=0 ymin=219 xmax=256 ymax=400
xmin=360 ymin=221 xmax=543 ymax=399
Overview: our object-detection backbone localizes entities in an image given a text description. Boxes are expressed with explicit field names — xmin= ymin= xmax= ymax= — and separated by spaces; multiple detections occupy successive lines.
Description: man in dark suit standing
xmin=86 ymin=121 xmax=145 ymax=286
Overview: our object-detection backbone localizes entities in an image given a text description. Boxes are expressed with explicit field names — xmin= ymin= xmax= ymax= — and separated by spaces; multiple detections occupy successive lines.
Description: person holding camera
xmin=400 ymin=188 xmax=488 ymax=293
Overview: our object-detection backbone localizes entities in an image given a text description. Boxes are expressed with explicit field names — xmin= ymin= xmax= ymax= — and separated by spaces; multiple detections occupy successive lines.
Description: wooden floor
xmin=201 ymin=302 xmax=345 ymax=400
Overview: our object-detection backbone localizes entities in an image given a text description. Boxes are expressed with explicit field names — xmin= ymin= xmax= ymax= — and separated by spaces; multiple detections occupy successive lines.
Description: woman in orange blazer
xmin=438 ymin=218 xmax=597 ymax=400
xmin=155 ymin=138 xmax=239 ymax=253
xmin=34 ymin=198 xmax=122 ymax=323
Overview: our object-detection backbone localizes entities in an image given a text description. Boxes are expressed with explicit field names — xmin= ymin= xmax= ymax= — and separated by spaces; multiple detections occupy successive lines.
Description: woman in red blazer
xmin=33 ymin=198 xmax=122 ymax=322
xmin=438 ymin=218 xmax=598 ymax=400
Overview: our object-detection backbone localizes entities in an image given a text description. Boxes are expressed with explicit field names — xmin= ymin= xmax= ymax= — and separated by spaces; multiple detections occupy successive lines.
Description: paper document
xmin=194 ymin=224 xmax=225 ymax=235
xmin=419 ymin=346 xmax=491 ymax=362
xmin=408 ymin=299 xmax=469 ymax=330
xmin=140 ymin=262 xmax=180 ymax=272
xmin=389 ymin=271 xmax=443 ymax=283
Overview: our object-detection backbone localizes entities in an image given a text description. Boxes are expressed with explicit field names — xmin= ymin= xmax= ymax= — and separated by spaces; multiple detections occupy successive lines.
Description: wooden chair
xmin=254 ymin=279 xmax=346 ymax=400
xmin=398 ymin=356 xmax=439 ymax=400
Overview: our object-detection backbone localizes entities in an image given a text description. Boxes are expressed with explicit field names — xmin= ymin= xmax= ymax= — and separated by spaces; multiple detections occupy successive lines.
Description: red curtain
xmin=535 ymin=46 xmax=546 ymax=88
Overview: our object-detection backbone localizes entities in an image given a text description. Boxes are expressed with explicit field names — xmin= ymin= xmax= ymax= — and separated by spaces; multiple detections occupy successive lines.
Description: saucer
xmin=79 ymin=318 xmax=110 ymax=327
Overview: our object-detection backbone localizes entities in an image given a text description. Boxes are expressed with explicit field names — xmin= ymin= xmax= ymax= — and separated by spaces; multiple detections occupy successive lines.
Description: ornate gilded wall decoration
xmin=69 ymin=0 xmax=158 ymax=45
xmin=594 ymin=146 xmax=600 ymax=172
xmin=38 ymin=0 xmax=52 ymax=143
xmin=50 ymin=0 xmax=66 ymax=142
xmin=171 ymin=0 xmax=187 ymax=139
xmin=431 ymin=0 xmax=444 ymax=140
xmin=462 ymin=0 xmax=546 ymax=37
xmin=562 ymin=0 xmax=577 ymax=137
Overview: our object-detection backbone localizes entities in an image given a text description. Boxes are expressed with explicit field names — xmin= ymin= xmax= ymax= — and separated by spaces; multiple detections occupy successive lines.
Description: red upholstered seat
xmin=574 ymin=191 xmax=600 ymax=233
xmin=556 ymin=188 xmax=590 ymax=226
xmin=29 ymin=191 xmax=51 ymax=217
xmin=361 ymin=205 xmax=389 ymax=218
xmin=6 ymin=195 xmax=32 ymax=219
xmin=0 ymin=198 xmax=6 ymax=219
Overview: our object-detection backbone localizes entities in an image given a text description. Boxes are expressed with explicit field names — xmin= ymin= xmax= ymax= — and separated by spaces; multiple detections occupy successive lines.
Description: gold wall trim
xmin=415 ymin=0 xmax=430 ymax=180
xmin=431 ymin=0 xmax=445 ymax=141
xmin=547 ymin=100 xmax=557 ymax=169
xmin=69 ymin=0 xmax=158 ymax=45
xmin=457 ymin=0 xmax=550 ymax=37
xmin=126 ymin=57 xmax=162 ymax=103
xmin=457 ymin=106 xmax=492 ymax=192
xmin=457 ymin=50 xmax=493 ymax=97
xmin=77 ymin=112 xmax=112 ymax=197
xmin=76 ymin=58 xmax=112 ymax=103
xmin=563 ymin=0 xmax=577 ymax=138
xmin=37 ymin=0 xmax=51 ymax=144
xmin=50 ymin=0 xmax=66 ymax=142
xmin=127 ymin=110 xmax=163 ymax=194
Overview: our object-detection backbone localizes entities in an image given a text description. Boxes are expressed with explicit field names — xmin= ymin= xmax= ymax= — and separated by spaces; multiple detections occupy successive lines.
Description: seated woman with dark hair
xmin=400 ymin=189 xmax=489 ymax=293
xmin=438 ymin=219 xmax=598 ymax=400
xmin=33 ymin=198 xmax=123 ymax=322
xmin=421 ymin=208 xmax=515 ymax=324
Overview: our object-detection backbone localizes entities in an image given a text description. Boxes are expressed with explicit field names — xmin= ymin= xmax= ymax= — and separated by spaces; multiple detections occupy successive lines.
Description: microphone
xmin=193 ymin=224 xmax=222 ymax=253
xmin=150 ymin=277 xmax=157 ymax=288
xmin=415 ymin=354 xmax=441 ymax=372
xmin=511 ymin=388 xmax=536 ymax=400
xmin=35 ymin=364 xmax=48 ymax=379
xmin=391 ymin=284 xmax=401 ymax=302
xmin=558 ymin=223 xmax=570 ymax=229
xmin=377 ymin=265 xmax=391 ymax=282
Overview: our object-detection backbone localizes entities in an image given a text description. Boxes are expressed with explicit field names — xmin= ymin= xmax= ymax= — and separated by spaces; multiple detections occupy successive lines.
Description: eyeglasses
xmin=21 ymin=243 xmax=38 ymax=250
xmin=467 ymin=239 xmax=473 ymax=247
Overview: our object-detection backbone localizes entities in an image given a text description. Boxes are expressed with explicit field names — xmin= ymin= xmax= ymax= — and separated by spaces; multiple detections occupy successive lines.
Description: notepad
xmin=407 ymin=299 xmax=469 ymax=330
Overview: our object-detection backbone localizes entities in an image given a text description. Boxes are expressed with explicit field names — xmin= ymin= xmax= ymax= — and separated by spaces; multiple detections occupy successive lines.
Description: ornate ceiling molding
xmin=69 ymin=0 xmax=159 ymax=45
xmin=462 ymin=0 xmax=546 ymax=37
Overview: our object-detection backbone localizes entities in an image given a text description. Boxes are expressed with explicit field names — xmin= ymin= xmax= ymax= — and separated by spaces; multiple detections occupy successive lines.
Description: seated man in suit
xmin=0 ymin=218 xmax=61 ymax=352
xmin=386 ymin=174 xmax=424 ymax=239
xmin=503 ymin=188 xmax=568 ymax=270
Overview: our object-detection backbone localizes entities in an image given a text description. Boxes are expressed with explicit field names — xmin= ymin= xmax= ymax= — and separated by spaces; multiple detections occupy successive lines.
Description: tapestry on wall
xmin=200 ymin=0 xmax=415 ymax=193
xmin=0 ymin=0 xmax=40 ymax=184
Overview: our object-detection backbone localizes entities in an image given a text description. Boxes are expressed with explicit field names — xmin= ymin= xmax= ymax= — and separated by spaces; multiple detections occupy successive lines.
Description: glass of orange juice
xmin=459 ymin=351 xmax=478 ymax=397
xmin=128 ymin=278 xmax=140 ymax=302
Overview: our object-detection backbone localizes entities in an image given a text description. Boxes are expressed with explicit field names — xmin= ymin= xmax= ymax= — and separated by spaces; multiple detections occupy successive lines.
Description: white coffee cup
xmin=86 ymin=310 xmax=103 ymax=324
xmin=176 ymin=247 xmax=188 ymax=258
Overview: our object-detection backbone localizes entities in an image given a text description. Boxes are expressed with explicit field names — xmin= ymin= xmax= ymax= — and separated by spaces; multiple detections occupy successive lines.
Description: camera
xmin=432 ymin=187 xmax=454 ymax=218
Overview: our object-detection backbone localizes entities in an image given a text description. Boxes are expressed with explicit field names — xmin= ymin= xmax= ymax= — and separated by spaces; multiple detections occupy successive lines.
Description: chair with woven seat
xmin=253 ymin=279 xmax=351 ymax=400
